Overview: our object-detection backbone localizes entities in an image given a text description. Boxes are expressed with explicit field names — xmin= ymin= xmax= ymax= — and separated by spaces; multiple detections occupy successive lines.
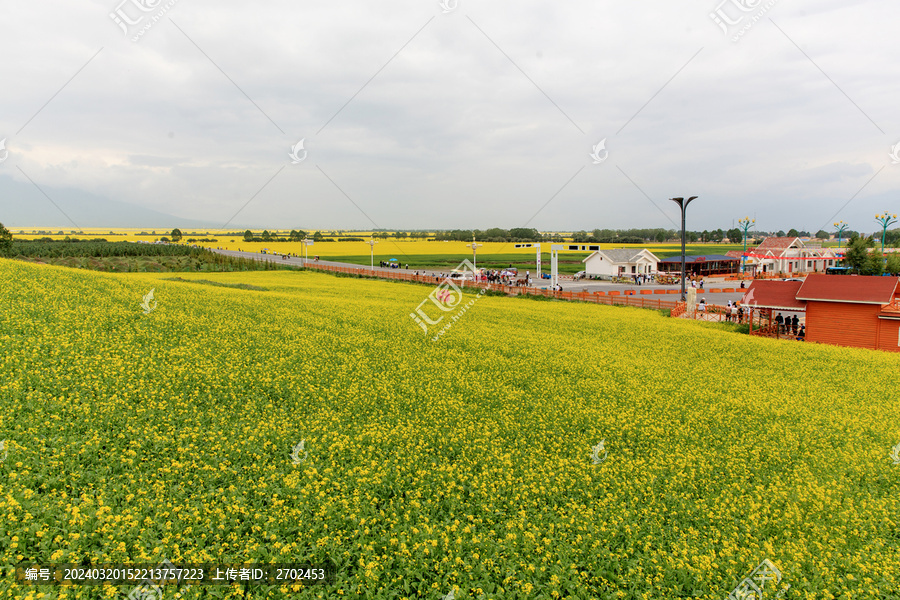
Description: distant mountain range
xmin=0 ymin=174 xmax=224 ymax=229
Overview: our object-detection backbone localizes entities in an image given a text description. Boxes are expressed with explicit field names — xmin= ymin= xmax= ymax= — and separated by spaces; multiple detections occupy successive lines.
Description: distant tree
xmin=886 ymin=252 xmax=900 ymax=275
xmin=243 ymin=230 xmax=254 ymax=242
xmin=863 ymin=249 xmax=884 ymax=276
xmin=160 ymin=236 xmax=171 ymax=243
xmin=787 ymin=228 xmax=800 ymax=238
xmin=726 ymin=228 xmax=743 ymax=244
xmin=884 ymin=228 xmax=900 ymax=248
xmin=0 ymin=222 xmax=12 ymax=255
xmin=261 ymin=230 xmax=273 ymax=242
xmin=687 ymin=232 xmax=698 ymax=243
xmin=509 ymin=227 xmax=540 ymax=241
xmin=776 ymin=230 xmax=786 ymax=237
xmin=654 ymin=231 xmax=665 ymax=242
xmin=815 ymin=230 xmax=830 ymax=240
xmin=843 ymin=235 xmax=874 ymax=273
xmin=170 ymin=228 xmax=183 ymax=242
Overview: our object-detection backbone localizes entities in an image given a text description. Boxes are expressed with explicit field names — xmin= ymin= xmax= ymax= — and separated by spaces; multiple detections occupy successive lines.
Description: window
xmin=807 ymin=261 xmax=812 ymax=268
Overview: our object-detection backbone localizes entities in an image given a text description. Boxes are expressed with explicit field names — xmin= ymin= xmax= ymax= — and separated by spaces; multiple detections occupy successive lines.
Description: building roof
xmin=755 ymin=236 xmax=803 ymax=251
xmin=725 ymin=250 xmax=745 ymax=258
xmin=583 ymin=248 xmax=659 ymax=264
xmin=796 ymin=273 xmax=900 ymax=305
xmin=741 ymin=280 xmax=806 ymax=311
xmin=657 ymin=254 xmax=740 ymax=264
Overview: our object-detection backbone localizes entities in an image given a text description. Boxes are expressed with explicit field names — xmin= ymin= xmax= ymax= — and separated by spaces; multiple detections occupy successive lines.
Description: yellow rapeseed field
xmin=7 ymin=228 xmax=736 ymax=260
xmin=0 ymin=258 xmax=898 ymax=599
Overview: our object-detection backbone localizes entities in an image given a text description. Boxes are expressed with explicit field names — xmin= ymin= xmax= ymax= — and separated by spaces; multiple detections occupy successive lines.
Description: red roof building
xmin=742 ymin=280 xmax=806 ymax=311
xmin=740 ymin=237 xmax=841 ymax=276
xmin=797 ymin=274 xmax=900 ymax=351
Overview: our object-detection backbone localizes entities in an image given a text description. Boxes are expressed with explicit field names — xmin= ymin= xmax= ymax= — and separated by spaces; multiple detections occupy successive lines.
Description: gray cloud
xmin=1 ymin=0 xmax=897 ymax=233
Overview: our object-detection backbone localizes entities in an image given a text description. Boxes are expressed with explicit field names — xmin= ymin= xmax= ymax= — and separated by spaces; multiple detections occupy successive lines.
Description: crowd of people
xmin=379 ymin=261 xmax=408 ymax=269
xmin=774 ymin=313 xmax=806 ymax=340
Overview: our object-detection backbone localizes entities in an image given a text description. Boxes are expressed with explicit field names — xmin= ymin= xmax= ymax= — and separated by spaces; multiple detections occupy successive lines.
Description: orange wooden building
xmin=796 ymin=274 xmax=900 ymax=352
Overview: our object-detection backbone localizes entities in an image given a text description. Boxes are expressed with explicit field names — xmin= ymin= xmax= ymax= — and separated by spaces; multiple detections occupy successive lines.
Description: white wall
xmin=583 ymin=253 xmax=659 ymax=276
xmin=584 ymin=253 xmax=619 ymax=277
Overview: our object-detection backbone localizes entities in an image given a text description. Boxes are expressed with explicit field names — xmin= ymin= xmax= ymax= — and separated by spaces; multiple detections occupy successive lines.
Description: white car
xmin=574 ymin=271 xmax=586 ymax=280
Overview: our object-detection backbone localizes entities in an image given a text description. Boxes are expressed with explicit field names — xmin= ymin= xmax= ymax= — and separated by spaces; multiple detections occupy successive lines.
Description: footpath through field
xmin=210 ymin=248 xmax=748 ymax=314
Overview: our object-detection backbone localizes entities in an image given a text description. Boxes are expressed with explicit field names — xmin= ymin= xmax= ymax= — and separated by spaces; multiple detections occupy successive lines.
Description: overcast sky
xmin=1 ymin=0 xmax=898 ymax=232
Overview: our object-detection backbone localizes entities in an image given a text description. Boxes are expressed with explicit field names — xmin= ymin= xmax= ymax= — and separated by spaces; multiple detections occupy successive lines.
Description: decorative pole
xmin=367 ymin=238 xmax=378 ymax=272
xmin=467 ymin=234 xmax=483 ymax=281
xmin=875 ymin=213 xmax=897 ymax=256
xmin=670 ymin=196 xmax=698 ymax=301
xmin=301 ymin=238 xmax=313 ymax=266
xmin=833 ymin=221 xmax=849 ymax=249
xmin=738 ymin=216 xmax=755 ymax=275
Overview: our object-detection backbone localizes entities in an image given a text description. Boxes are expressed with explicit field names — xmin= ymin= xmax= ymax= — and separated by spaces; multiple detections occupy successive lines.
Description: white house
xmin=583 ymin=248 xmax=660 ymax=278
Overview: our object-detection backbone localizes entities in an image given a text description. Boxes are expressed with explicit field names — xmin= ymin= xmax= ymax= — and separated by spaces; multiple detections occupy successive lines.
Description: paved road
xmin=210 ymin=248 xmax=750 ymax=305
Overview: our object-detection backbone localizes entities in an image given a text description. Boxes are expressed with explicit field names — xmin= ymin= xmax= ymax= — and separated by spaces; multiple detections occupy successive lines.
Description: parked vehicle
xmin=449 ymin=270 xmax=474 ymax=281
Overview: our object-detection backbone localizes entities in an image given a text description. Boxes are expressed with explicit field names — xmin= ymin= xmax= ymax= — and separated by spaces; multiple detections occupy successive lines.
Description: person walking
xmin=775 ymin=313 xmax=784 ymax=333
xmin=791 ymin=314 xmax=799 ymax=335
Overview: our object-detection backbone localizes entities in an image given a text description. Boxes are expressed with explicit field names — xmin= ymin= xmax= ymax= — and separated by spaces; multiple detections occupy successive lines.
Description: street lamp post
xmin=367 ymin=238 xmax=378 ymax=272
xmin=669 ymin=196 xmax=698 ymax=301
xmin=738 ymin=216 xmax=755 ymax=275
xmin=467 ymin=235 xmax=483 ymax=281
xmin=875 ymin=212 xmax=897 ymax=257
xmin=833 ymin=221 xmax=849 ymax=250
xmin=301 ymin=238 xmax=313 ymax=266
